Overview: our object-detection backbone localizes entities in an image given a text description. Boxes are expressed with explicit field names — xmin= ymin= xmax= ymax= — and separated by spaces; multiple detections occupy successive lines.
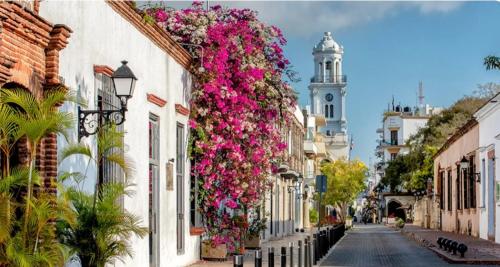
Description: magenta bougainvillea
xmin=143 ymin=2 xmax=296 ymax=252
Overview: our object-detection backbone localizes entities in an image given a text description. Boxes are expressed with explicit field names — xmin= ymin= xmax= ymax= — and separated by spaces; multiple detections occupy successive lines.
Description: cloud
xmin=412 ymin=2 xmax=463 ymax=14
xmin=161 ymin=1 xmax=464 ymax=38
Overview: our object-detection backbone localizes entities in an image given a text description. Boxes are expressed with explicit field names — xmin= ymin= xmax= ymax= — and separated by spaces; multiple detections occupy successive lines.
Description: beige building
xmin=263 ymin=105 xmax=305 ymax=240
xmin=434 ymin=119 xmax=480 ymax=236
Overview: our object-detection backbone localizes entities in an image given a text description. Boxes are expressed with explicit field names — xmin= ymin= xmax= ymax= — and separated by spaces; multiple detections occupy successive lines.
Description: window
xmin=324 ymin=105 xmax=329 ymax=118
xmin=325 ymin=61 xmax=332 ymax=70
xmin=329 ymin=104 xmax=333 ymax=118
xmin=469 ymin=156 xmax=476 ymax=208
xmin=97 ymin=73 xmax=124 ymax=185
xmin=270 ymin=185 xmax=273 ymax=235
xmin=326 ymin=130 xmax=331 ymax=136
xmin=176 ymin=123 xmax=185 ymax=254
xmin=447 ymin=170 xmax=452 ymax=211
xmin=148 ymin=115 xmax=160 ymax=266
xmin=190 ymin=158 xmax=202 ymax=227
xmin=456 ymin=167 xmax=461 ymax=210
xmin=390 ymin=130 xmax=398 ymax=145
xmin=463 ymin=167 xmax=468 ymax=209
xmin=481 ymin=159 xmax=486 ymax=207
xmin=439 ymin=171 xmax=444 ymax=210
xmin=390 ymin=153 xmax=397 ymax=161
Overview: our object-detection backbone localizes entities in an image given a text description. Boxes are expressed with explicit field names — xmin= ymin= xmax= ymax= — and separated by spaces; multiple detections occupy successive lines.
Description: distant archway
xmin=387 ymin=200 xmax=406 ymax=221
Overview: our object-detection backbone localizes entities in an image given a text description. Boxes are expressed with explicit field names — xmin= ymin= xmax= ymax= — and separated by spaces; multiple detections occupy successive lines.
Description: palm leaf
xmin=484 ymin=55 xmax=500 ymax=70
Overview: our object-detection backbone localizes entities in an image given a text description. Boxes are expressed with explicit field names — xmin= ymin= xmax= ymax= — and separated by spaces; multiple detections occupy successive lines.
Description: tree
xmin=0 ymin=88 xmax=73 ymax=228
xmin=57 ymin=126 xmax=147 ymax=267
xmin=0 ymin=87 xmax=75 ymax=267
xmin=484 ymin=55 xmax=500 ymax=70
xmin=320 ymin=159 xmax=368 ymax=222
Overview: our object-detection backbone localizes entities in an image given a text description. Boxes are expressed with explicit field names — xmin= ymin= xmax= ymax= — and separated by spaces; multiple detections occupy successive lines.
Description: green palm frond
xmin=58 ymin=182 xmax=147 ymax=266
xmin=57 ymin=171 xmax=86 ymax=184
xmin=59 ymin=143 xmax=93 ymax=163
xmin=484 ymin=55 xmax=500 ymax=70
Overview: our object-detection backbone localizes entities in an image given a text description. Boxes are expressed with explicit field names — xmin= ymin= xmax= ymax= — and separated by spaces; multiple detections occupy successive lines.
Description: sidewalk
xmin=189 ymin=229 xmax=317 ymax=267
xmin=401 ymin=224 xmax=500 ymax=264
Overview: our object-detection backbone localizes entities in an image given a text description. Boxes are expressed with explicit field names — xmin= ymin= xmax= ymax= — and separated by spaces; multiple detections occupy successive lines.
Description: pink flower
xmin=226 ymin=199 xmax=238 ymax=209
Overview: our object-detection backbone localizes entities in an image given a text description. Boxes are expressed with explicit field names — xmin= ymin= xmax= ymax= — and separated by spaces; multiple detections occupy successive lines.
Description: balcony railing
xmin=310 ymin=75 xmax=347 ymax=84
xmin=379 ymin=139 xmax=401 ymax=146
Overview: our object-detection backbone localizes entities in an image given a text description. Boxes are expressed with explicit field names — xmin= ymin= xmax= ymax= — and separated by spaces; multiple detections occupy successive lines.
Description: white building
xmin=475 ymin=92 xmax=500 ymax=243
xmin=375 ymin=93 xmax=442 ymax=179
xmin=40 ymin=1 xmax=199 ymax=266
xmin=308 ymin=32 xmax=349 ymax=160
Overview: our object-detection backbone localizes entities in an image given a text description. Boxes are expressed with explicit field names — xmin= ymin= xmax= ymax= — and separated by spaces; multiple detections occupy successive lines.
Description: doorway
xmin=487 ymin=152 xmax=496 ymax=241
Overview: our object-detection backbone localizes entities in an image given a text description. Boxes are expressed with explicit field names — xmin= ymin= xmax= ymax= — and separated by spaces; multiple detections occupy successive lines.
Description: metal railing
xmin=310 ymin=75 xmax=347 ymax=84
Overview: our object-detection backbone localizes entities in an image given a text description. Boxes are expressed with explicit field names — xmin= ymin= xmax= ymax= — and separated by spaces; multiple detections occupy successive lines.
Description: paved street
xmin=321 ymin=224 xmax=494 ymax=267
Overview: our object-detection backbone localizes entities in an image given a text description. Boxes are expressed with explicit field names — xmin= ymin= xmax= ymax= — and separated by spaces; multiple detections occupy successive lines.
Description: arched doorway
xmin=387 ymin=200 xmax=406 ymax=221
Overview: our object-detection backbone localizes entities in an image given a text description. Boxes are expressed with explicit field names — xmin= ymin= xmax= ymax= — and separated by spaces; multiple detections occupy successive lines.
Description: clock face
xmin=325 ymin=93 xmax=333 ymax=102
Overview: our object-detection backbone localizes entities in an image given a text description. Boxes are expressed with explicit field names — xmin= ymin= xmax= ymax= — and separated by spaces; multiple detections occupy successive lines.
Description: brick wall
xmin=0 ymin=1 xmax=71 ymax=191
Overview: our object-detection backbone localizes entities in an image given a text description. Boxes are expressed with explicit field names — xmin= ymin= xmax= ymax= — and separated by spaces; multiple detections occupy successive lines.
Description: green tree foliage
xmin=382 ymin=95 xmax=488 ymax=192
xmin=484 ymin=55 xmax=500 ymax=70
xmin=320 ymin=159 xmax=368 ymax=221
xmin=309 ymin=208 xmax=318 ymax=224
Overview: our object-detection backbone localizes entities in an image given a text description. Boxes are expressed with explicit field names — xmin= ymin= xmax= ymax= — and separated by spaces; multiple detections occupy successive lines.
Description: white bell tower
xmin=309 ymin=32 xmax=349 ymax=160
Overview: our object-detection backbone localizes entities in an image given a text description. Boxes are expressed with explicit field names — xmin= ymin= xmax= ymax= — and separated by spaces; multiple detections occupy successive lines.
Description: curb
xmin=400 ymin=230 xmax=500 ymax=265
xmin=316 ymin=230 xmax=348 ymax=266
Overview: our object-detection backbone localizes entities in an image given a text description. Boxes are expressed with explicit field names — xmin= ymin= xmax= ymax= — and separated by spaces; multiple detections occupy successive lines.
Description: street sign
xmin=316 ymin=175 xmax=327 ymax=193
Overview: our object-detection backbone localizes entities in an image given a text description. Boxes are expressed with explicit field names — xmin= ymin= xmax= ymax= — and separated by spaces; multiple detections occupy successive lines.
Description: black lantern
xmin=460 ymin=156 xmax=469 ymax=170
xmin=112 ymin=60 xmax=137 ymax=109
xmin=459 ymin=155 xmax=481 ymax=183
xmin=78 ymin=60 xmax=137 ymax=140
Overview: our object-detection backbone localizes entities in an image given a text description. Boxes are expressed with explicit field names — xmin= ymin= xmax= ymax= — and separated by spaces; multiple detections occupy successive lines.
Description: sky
xmin=166 ymin=1 xmax=500 ymax=165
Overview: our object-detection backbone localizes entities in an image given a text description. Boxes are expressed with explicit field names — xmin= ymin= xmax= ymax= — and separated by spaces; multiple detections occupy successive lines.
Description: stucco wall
xmin=476 ymin=99 xmax=500 ymax=243
xmin=39 ymin=1 xmax=199 ymax=266
xmin=433 ymin=124 xmax=479 ymax=236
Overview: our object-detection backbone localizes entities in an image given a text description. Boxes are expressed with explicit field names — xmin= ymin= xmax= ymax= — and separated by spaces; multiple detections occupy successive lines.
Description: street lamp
xmin=78 ymin=60 xmax=137 ymax=140
xmin=460 ymin=156 xmax=469 ymax=170
xmin=459 ymin=156 xmax=481 ymax=183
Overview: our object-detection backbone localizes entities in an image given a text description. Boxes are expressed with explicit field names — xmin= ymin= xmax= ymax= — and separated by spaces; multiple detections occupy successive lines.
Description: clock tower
xmin=309 ymin=32 xmax=349 ymax=160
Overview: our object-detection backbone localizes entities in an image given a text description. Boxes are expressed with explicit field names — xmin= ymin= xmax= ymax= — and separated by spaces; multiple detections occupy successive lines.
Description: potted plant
xmin=245 ymin=217 xmax=267 ymax=249
xmin=395 ymin=217 xmax=405 ymax=229
xmin=201 ymin=239 xmax=228 ymax=260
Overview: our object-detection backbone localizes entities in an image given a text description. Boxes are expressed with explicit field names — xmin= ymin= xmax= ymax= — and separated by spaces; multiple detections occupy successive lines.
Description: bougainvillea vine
xmin=143 ymin=2 xmax=296 ymax=252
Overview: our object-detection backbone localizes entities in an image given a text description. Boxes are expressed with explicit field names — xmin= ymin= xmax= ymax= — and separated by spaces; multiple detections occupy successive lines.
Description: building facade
xmin=308 ymin=32 xmax=349 ymax=160
xmin=475 ymin=93 xmax=500 ymax=243
xmin=434 ymin=120 xmax=480 ymax=236
xmin=264 ymin=105 xmax=305 ymax=240
xmin=303 ymin=106 xmax=328 ymax=227
xmin=374 ymin=93 xmax=442 ymax=222
xmin=39 ymin=1 xmax=199 ymax=266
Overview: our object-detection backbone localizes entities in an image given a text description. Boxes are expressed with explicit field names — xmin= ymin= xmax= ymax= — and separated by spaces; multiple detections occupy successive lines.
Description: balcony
xmin=304 ymin=140 xmax=318 ymax=156
xmin=379 ymin=139 xmax=402 ymax=147
xmin=310 ymin=75 xmax=347 ymax=84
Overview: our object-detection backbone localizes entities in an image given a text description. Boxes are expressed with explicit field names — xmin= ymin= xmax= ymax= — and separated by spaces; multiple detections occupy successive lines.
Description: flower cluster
xmin=144 ymin=2 xmax=296 ymax=252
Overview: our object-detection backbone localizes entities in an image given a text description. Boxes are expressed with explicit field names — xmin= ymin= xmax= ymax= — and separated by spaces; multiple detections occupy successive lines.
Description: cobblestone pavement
xmin=320 ymin=224 xmax=496 ymax=267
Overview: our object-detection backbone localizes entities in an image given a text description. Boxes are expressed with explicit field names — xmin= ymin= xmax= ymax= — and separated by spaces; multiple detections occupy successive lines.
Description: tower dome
xmin=314 ymin=32 xmax=342 ymax=52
